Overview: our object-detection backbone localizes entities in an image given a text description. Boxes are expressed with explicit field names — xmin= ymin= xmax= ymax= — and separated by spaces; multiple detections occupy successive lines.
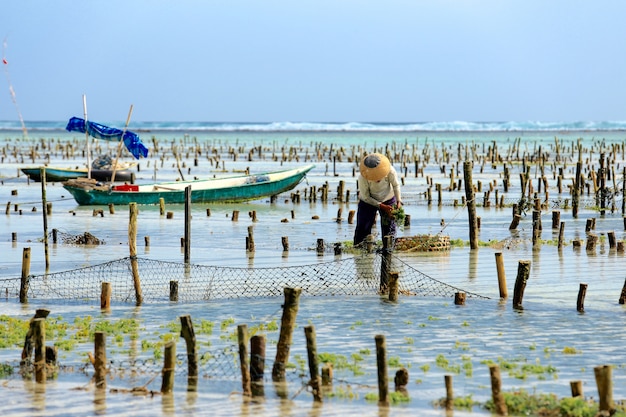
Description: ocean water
xmin=1 ymin=122 xmax=626 ymax=416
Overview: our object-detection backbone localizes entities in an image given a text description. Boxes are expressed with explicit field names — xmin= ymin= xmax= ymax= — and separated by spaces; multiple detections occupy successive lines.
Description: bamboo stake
xmin=594 ymin=365 xmax=614 ymax=414
xmin=304 ymin=325 xmax=322 ymax=402
xmin=40 ymin=168 xmax=49 ymax=270
xmin=160 ymin=341 xmax=176 ymax=393
xmin=94 ymin=331 xmax=106 ymax=389
xmin=19 ymin=247 xmax=30 ymax=304
xmin=513 ymin=260 xmax=531 ymax=310
xmin=272 ymin=287 xmax=302 ymax=382
xmin=489 ymin=364 xmax=507 ymax=415
xmin=495 ymin=252 xmax=508 ymax=298
xmin=180 ymin=315 xmax=198 ymax=391
xmin=33 ymin=318 xmax=46 ymax=383
xmin=238 ymin=324 xmax=252 ymax=397
xmin=375 ymin=334 xmax=389 ymax=407
xmin=129 ymin=203 xmax=142 ymax=305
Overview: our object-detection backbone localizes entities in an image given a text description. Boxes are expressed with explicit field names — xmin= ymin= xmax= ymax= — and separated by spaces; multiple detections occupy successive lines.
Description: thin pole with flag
xmin=110 ymin=104 xmax=134 ymax=185
xmin=83 ymin=95 xmax=91 ymax=179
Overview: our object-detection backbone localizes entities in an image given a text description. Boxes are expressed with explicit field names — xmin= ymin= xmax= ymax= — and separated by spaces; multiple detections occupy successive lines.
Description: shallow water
xmin=1 ymin=130 xmax=626 ymax=416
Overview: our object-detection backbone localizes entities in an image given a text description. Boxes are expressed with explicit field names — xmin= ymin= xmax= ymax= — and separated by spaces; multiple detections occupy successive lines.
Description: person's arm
xmin=358 ymin=176 xmax=383 ymax=207
xmin=389 ymin=168 xmax=402 ymax=206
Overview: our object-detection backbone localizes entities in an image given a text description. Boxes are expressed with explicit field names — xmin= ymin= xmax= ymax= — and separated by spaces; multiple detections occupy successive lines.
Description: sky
xmin=1 ymin=0 xmax=626 ymax=123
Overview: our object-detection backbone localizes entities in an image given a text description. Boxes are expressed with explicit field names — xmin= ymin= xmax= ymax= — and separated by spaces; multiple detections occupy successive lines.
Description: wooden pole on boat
xmin=40 ymin=168 xmax=49 ymax=270
xmin=184 ymin=185 xmax=191 ymax=263
xmin=110 ymin=104 xmax=134 ymax=185
xmin=83 ymin=95 xmax=92 ymax=179
xmin=129 ymin=203 xmax=143 ymax=305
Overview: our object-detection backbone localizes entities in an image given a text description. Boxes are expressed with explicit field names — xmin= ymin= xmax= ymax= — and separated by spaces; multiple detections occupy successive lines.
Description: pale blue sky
xmin=1 ymin=1 xmax=625 ymax=123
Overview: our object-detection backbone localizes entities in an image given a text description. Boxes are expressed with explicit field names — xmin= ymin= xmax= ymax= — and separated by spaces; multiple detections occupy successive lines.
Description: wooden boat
xmin=21 ymin=166 xmax=135 ymax=183
xmin=63 ymin=164 xmax=315 ymax=205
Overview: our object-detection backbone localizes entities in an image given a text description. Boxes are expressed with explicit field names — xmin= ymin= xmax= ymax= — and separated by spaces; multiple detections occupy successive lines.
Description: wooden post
xmin=238 ymin=324 xmax=252 ymax=397
xmin=184 ymin=185 xmax=191 ymax=263
xmin=380 ymin=235 xmax=393 ymax=293
xmin=619 ymin=278 xmax=626 ymax=304
xmin=513 ymin=260 xmax=530 ymax=310
xmin=180 ymin=315 xmax=198 ymax=391
xmin=594 ymin=365 xmax=614 ymax=414
xmin=160 ymin=341 xmax=176 ymax=393
xmin=375 ymin=334 xmax=389 ymax=406
xmin=169 ymin=281 xmax=179 ymax=302
xmin=21 ymin=309 xmax=50 ymax=365
xmin=33 ymin=318 xmax=46 ymax=383
xmin=509 ymin=214 xmax=522 ymax=230
xmin=272 ymin=287 xmax=302 ymax=382
xmin=586 ymin=234 xmax=598 ymax=252
xmin=281 ymin=236 xmax=289 ymax=251
xmin=348 ymin=210 xmax=356 ymax=224
xmin=454 ymin=292 xmax=466 ymax=305
xmin=94 ymin=331 xmax=107 ymax=389
xmin=532 ymin=210 xmax=541 ymax=248
xmin=608 ymin=231 xmax=616 ymax=249
xmin=108 ymin=203 xmax=115 ymax=215
xmin=495 ymin=252 xmax=508 ymax=298
xmin=394 ymin=368 xmax=409 ymax=397
xmin=20 ymin=247 xmax=31 ymax=304
xmin=558 ymin=222 xmax=565 ymax=249
xmin=40 ymin=168 xmax=50 ymax=270
xmin=463 ymin=161 xmax=479 ymax=249
xmin=159 ymin=197 xmax=165 ymax=216
xmin=576 ymin=283 xmax=587 ymax=312
xmin=129 ymin=203 xmax=143 ymax=305
xmin=388 ymin=272 xmax=399 ymax=302
xmin=570 ymin=380 xmax=583 ymax=397
xmin=444 ymin=374 xmax=454 ymax=411
xmin=247 ymin=226 xmax=255 ymax=252
xmin=304 ymin=325 xmax=322 ymax=402
xmin=551 ymin=210 xmax=560 ymax=229
xmin=321 ymin=364 xmax=333 ymax=386
xmin=250 ymin=334 xmax=266 ymax=396
xmin=489 ymin=364 xmax=507 ymax=415
xmin=100 ymin=282 xmax=111 ymax=310
xmin=316 ymin=238 xmax=324 ymax=255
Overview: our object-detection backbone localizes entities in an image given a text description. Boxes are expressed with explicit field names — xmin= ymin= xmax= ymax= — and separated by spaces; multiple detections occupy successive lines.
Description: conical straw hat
xmin=359 ymin=153 xmax=391 ymax=181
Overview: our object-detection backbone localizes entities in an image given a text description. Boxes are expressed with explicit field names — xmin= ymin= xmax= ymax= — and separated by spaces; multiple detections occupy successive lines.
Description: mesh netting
xmin=0 ymin=253 xmax=488 ymax=303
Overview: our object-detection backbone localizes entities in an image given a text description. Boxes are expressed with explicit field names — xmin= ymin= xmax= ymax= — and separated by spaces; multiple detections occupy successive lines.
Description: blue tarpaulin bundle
xmin=65 ymin=117 xmax=148 ymax=159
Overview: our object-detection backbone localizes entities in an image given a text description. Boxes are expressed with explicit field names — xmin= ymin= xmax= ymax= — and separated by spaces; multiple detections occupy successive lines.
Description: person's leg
xmin=354 ymin=200 xmax=378 ymax=245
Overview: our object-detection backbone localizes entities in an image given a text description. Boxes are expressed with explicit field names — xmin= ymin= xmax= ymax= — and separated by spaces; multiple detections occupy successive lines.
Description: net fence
xmin=0 ymin=252 xmax=488 ymax=303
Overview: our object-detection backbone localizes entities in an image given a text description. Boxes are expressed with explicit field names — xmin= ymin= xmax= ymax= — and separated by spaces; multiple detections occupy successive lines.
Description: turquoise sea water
xmin=1 ymin=123 xmax=625 ymax=416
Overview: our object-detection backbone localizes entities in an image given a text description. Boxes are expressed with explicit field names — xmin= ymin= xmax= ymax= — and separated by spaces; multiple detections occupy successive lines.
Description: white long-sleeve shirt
xmin=357 ymin=166 xmax=401 ymax=207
